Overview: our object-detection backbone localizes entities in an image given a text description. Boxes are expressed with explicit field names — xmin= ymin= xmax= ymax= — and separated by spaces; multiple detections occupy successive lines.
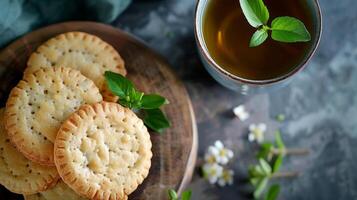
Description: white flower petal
xmin=220 ymin=157 xmax=229 ymax=165
xmin=233 ymin=105 xmax=244 ymax=114
xmin=233 ymin=105 xmax=250 ymax=121
xmin=204 ymin=153 xmax=216 ymax=164
xmin=258 ymin=123 xmax=267 ymax=132
xmin=215 ymin=164 xmax=223 ymax=175
xmin=226 ymin=150 xmax=234 ymax=159
xmin=218 ymin=179 xmax=226 ymax=187
xmin=214 ymin=140 xmax=224 ymax=149
xmin=240 ymin=112 xmax=250 ymax=121
xmin=208 ymin=146 xmax=219 ymax=156
xmin=249 ymin=124 xmax=256 ymax=131
xmin=248 ymin=133 xmax=255 ymax=142
xmin=208 ymin=176 xmax=218 ymax=184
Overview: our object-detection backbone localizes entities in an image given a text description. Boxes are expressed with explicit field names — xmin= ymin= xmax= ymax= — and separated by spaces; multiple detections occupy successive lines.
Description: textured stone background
xmin=116 ymin=0 xmax=357 ymax=199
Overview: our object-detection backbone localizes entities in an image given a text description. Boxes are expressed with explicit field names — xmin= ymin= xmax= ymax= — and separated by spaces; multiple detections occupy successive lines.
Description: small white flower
xmin=218 ymin=169 xmax=234 ymax=187
xmin=204 ymin=150 xmax=217 ymax=164
xmin=248 ymin=123 xmax=267 ymax=143
xmin=211 ymin=140 xmax=234 ymax=165
xmin=203 ymin=163 xmax=223 ymax=184
xmin=233 ymin=105 xmax=249 ymax=121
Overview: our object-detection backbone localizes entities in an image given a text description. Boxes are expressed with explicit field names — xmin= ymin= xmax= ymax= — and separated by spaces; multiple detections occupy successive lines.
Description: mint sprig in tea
xmin=203 ymin=0 xmax=314 ymax=80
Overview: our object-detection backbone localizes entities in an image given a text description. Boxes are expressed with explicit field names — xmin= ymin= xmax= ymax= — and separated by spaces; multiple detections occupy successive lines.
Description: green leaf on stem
xmin=257 ymin=142 xmax=273 ymax=159
xmin=182 ymin=190 xmax=192 ymax=200
xmin=272 ymin=155 xmax=283 ymax=173
xmin=239 ymin=0 xmax=269 ymax=27
xmin=271 ymin=16 xmax=311 ymax=42
xmin=275 ymin=131 xmax=285 ymax=149
xmin=265 ymin=184 xmax=280 ymax=200
xmin=250 ymin=29 xmax=269 ymax=47
xmin=141 ymin=94 xmax=169 ymax=109
xmin=105 ymin=71 xmax=134 ymax=99
xmin=168 ymin=189 xmax=178 ymax=200
xmin=143 ymin=109 xmax=171 ymax=133
xmin=254 ymin=177 xmax=268 ymax=199
xmin=259 ymin=158 xmax=272 ymax=175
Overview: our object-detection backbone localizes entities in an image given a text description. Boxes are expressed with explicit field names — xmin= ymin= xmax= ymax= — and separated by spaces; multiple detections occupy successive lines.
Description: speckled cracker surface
xmin=24 ymin=181 xmax=87 ymax=200
xmin=0 ymin=109 xmax=59 ymax=195
xmin=5 ymin=67 xmax=103 ymax=166
xmin=26 ymin=31 xmax=126 ymax=101
xmin=54 ymin=102 xmax=151 ymax=200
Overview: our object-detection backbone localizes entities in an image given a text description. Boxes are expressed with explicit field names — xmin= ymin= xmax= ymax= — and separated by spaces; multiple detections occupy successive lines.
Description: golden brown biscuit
xmin=0 ymin=108 xmax=59 ymax=195
xmin=5 ymin=67 xmax=102 ymax=166
xmin=26 ymin=31 xmax=126 ymax=102
xmin=54 ymin=102 xmax=151 ymax=200
xmin=24 ymin=181 xmax=88 ymax=200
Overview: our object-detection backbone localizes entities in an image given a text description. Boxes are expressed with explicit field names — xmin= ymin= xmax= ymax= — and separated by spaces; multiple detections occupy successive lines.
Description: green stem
xmin=271 ymin=148 xmax=310 ymax=156
xmin=271 ymin=171 xmax=300 ymax=178
xmin=262 ymin=25 xmax=271 ymax=31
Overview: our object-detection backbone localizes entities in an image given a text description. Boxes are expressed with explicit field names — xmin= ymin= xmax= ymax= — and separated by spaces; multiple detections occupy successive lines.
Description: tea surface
xmin=203 ymin=0 xmax=314 ymax=80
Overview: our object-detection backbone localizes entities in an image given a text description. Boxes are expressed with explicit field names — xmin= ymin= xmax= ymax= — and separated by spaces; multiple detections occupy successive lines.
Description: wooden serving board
xmin=0 ymin=21 xmax=197 ymax=200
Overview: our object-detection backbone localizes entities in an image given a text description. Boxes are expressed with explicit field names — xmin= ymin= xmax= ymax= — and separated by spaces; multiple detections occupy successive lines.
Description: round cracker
xmin=0 ymin=108 xmax=59 ymax=194
xmin=24 ymin=180 xmax=88 ymax=200
xmin=54 ymin=102 xmax=152 ymax=200
xmin=5 ymin=67 xmax=103 ymax=166
xmin=25 ymin=31 xmax=126 ymax=102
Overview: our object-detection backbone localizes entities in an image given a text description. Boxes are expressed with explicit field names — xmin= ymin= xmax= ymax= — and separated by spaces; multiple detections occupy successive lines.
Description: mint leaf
xmin=254 ymin=177 xmax=268 ymax=199
xmin=182 ymin=190 xmax=192 ymax=200
xmin=168 ymin=189 xmax=178 ymax=200
xmin=257 ymin=142 xmax=273 ymax=159
xmin=239 ymin=0 xmax=269 ymax=28
xmin=250 ymin=29 xmax=268 ymax=47
xmin=130 ymin=90 xmax=144 ymax=109
xmin=105 ymin=71 xmax=171 ymax=133
xmin=105 ymin=71 xmax=134 ymax=98
xmin=250 ymin=177 xmax=260 ymax=187
xmin=265 ymin=184 xmax=280 ymax=200
xmin=141 ymin=94 xmax=168 ymax=109
xmin=259 ymin=158 xmax=272 ymax=175
xmin=271 ymin=16 xmax=311 ymax=42
xmin=143 ymin=109 xmax=171 ymax=133
xmin=272 ymin=155 xmax=283 ymax=173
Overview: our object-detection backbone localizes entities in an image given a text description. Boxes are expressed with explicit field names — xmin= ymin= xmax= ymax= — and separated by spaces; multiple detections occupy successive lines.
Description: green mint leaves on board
xmin=168 ymin=189 xmax=192 ymax=200
xmin=239 ymin=0 xmax=311 ymax=47
xmin=105 ymin=71 xmax=170 ymax=133
xmin=143 ymin=109 xmax=171 ymax=133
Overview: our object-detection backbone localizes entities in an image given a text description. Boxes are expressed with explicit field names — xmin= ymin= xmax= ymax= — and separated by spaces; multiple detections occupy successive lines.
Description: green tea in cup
xmin=194 ymin=0 xmax=321 ymax=91
xmin=203 ymin=0 xmax=314 ymax=80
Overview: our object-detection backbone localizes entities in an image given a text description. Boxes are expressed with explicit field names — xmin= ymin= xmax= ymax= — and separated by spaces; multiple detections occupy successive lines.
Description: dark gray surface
xmin=115 ymin=0 xmax=357 ymax=199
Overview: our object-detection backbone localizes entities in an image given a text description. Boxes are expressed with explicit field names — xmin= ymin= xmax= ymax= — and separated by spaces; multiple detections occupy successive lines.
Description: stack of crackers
xmin=0 ymin=32 xmax=152 ymax=200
